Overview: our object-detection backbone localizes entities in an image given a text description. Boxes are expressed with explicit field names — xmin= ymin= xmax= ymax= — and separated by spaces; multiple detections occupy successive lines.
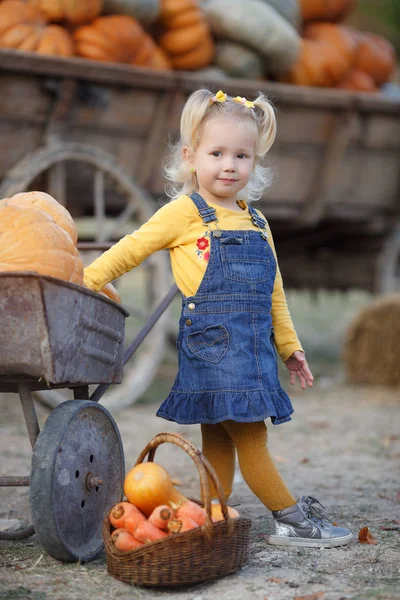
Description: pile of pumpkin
xmin=0 ymin=191 xmax=119 ymax=300
xmin=109 ymin=460 xmax=239 ymax=552
xmin=0 ymin=0 xmax=214 ymax=70
xmin=203 ymin=0 xmax=396 ymax=91
xmin=0 ymin=0 xmax=397 ymax=91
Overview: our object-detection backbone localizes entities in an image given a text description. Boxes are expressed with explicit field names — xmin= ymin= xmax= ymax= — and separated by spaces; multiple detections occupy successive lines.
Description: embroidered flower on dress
xmin=195 ymin=231 xmax=210 ymax=261
xmin=196 ymin=237 xmax=209 ymax=250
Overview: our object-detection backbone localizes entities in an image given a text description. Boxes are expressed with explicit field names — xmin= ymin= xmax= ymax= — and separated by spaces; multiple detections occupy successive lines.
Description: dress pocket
xmin=220 ymin=244 xmax=271 ymax=284
xmin=186 ymin=325 xmax=229 ymax=363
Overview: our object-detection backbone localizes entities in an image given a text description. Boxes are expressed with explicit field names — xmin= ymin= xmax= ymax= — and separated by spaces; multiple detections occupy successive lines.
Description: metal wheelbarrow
xmin=0 ymin=272 xmax=177 ymax=563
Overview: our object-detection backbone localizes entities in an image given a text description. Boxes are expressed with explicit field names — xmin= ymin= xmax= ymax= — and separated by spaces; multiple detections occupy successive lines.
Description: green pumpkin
xmin=203 ymin=0 xmax=300 ymax=74
xmin=214 ymin=41 xmax=264 ymax=79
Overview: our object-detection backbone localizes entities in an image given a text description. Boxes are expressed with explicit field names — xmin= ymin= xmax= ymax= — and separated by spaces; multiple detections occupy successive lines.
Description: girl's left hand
xmin=285 ymin=351 xmax=314 ymax=389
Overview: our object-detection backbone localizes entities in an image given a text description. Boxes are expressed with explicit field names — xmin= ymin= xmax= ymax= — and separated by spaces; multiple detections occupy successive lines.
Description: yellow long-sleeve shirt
xmin=83 ymin=195 xmax=303 ymax=362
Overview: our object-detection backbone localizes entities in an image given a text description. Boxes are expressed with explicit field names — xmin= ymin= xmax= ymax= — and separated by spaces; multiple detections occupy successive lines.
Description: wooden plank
xmin=2 ymin=49 xmax=399 ymax=114
xmin=72 ymin=87 xmax=159 ymax=133
xmin=174 ymin=71 xmax=353 ymax=109
xmin=328 ymin=151 xmax=400 ymax=211
xmin=116 ymin=138 xmax=143 ymax=180
xmin=176 ymin=72 xmax=400 ymax=113
xmin=263 ymin=151 xmax=319 ymax=205
xmin=297 ymin=111 xmax=356 ymax=225
xmin=0 ymin=122 xmax=42 ymax=178
xmin=362 ymin=114 xmax=400 ymax=149
xmin=276 ymin=108 xmax=346 ymax=145
xmin=0 ymin=49 xmax=177 ymax=90
xmin=0 ymin=73 xmax=51 ymax=122
xmin=136 ymin=91 xmax=175 ymax=188
xmin=356 ymin=92 xmax=400 ymax=115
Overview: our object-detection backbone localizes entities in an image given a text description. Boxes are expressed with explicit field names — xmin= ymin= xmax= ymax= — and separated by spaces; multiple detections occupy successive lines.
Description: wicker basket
xmin=103 ymin=432 xmax=252 ymax=587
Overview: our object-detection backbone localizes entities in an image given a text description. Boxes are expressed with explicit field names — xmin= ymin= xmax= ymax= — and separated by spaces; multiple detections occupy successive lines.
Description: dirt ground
xmin=1 ymin=377 xmax=399 ymax=600
xmin=0 ymin=291 xmax=399 ymax=600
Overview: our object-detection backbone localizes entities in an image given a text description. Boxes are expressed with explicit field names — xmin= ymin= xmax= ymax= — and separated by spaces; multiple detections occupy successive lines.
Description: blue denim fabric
xmin=156 ymin=193 xmax=294 ymax=425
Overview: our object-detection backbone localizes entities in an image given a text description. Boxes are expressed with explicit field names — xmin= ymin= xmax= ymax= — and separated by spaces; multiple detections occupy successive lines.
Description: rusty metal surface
xmin=0 ymin=525 xmax=35 ymax=541
xmin=0 ymin=476 xmax=29 ymax=486
xmin=0 ymin=273 xmax=128 ymax=392
xmin=18 ymin=383 xmax=40 ymax=448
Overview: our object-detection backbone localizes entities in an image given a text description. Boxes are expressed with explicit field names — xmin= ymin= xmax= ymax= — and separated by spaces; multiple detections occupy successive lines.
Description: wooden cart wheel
xmin=376 ymin=222 xmax=400 ymax=294
xmin=30 ymin=400 xmax=124 ymax=563
xmin=0 ymin=143 xmax=172 ymax=412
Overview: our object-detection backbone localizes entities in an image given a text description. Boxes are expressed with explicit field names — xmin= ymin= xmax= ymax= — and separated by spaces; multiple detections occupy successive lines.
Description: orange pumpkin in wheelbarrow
xmin=0 ymin=192 xmax=120 ymax=299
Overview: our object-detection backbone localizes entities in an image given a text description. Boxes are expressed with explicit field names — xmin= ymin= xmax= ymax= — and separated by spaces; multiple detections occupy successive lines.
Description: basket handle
xmin=134 ymin=432 xmax=235 ymax=543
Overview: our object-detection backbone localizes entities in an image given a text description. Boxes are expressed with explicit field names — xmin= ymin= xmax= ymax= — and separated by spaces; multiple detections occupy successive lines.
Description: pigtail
xmin=164 ymin=89 xmax=215 ymax=200
xmin=180 ymin=89 xmax=214 ymax=147
xmin=253 ymin=93 xmax=277 ymax=156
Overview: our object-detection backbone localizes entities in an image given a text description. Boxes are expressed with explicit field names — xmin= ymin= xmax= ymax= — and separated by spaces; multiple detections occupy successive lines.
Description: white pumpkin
xmin=102 ymin=0 xmax=160 ymax=25
xmin=203 ymin=0 xmax=300 ymax=74
xmin=214 ymin=40 xmax=264 ymax=79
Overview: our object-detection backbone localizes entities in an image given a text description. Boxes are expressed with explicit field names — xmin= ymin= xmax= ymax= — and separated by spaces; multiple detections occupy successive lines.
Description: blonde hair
xmin=164 ymin=88 xmax=277 ymax=202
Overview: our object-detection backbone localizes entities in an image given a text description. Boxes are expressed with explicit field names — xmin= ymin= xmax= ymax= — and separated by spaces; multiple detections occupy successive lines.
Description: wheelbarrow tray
xmin=0 ymin=273 xmax=128 ymax=392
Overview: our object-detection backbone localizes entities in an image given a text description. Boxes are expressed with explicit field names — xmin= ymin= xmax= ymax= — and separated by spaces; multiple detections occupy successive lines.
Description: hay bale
xmin=343 ymin=294 xmax=400 ymax=387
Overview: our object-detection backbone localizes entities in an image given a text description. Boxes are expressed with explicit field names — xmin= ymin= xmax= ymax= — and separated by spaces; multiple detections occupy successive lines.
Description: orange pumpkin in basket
xmin=29 ymin=0 xmax=103 ymax=25
xmin=159 ymin=0 xmax=214 ymax=70
xmin=0 ymin=1 xmax=73 ymax=56
xmin=73 ymin=14 xmax=171 ymax=70
xmin=299 ymin=0 xmax=355 ymax=23
xmin=124 ymin=462 xmax=188 ymax=517
xmin=0 ymin=204 xmax=83 ymax=283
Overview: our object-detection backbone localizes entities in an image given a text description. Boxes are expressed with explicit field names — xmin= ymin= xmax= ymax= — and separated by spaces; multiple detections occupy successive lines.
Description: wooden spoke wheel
xmin=30 ymin=400 xmax=124 ymax=563
xmin=0 ymin=143 xmax=172 ymax=412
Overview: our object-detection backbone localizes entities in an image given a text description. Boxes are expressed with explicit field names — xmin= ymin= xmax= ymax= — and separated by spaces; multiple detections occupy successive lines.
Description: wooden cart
xmin=1 ymin=49 xmax=400 ymax=408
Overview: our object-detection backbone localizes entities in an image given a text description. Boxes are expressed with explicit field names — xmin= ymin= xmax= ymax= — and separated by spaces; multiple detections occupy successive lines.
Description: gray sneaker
xmin=268 ymin=496 xmax=353 ymax=548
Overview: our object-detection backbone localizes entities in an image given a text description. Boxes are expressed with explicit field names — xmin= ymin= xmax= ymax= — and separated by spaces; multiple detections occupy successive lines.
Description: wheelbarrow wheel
xmin=30 ymin=400 xmax=124 ymax=563
xmin=0 ymin=143 xmax=172 ymax=412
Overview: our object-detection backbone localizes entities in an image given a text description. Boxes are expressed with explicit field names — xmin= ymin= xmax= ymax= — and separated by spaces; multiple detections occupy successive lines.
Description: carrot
xmin=111 ymin=528 xmax=144 ymax=552
xmin=123 ymin=510 xmax=147 ymax=534
xmin=175 ymin=500 xmax=206 ymax=526
xmin=133 ymin=520 xmax=169 ymax=543
xmin=148 ymin=505 xmax=174 ymax=530
xmin=168 ymin=516 xmax=199 ymax=534
xmin=109 ymin=501 xmax=144 ymax=529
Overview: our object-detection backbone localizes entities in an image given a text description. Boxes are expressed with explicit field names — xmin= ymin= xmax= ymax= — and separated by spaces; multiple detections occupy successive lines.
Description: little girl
xmin=84 ymin=89 xmax=353 ymax=547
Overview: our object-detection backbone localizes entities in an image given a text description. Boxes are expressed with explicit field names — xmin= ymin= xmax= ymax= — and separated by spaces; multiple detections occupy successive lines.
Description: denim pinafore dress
xmin=156 ymin=193 xmax=294 ymax=425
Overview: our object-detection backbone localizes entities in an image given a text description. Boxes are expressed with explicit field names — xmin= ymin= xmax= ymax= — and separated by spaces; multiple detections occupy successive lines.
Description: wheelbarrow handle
xmin=90 ymin=283 xmax=179 ymax=403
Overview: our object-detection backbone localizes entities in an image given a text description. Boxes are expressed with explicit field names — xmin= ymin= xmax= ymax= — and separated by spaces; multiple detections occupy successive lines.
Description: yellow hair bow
xmin=233 ymin=96 xmax=255 ymax=109
xmin=210 ymin=90 xmax=227 ymax=104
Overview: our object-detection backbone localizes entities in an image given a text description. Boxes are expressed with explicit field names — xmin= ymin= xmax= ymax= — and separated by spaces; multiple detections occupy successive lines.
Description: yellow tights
xmin=201 ymin=420 xmax=296 ymax=512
